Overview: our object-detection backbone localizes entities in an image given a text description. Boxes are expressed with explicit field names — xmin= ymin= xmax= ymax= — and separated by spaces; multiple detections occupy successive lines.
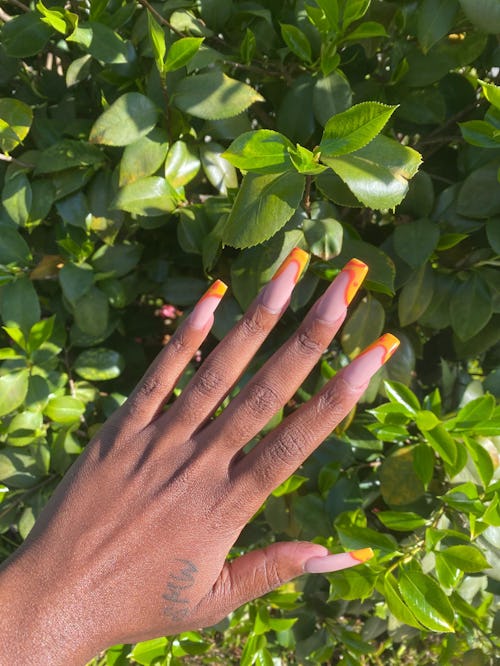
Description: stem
xmin=137 ymin=0 xmax=184 ymax=37
xmin=303 ymin=175 xmax=312 ymax=217
xmin=6 ymin=0 xmax=29 ymax=11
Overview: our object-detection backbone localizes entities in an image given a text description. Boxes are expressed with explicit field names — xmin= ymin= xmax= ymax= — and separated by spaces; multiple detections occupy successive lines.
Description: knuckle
xmin=261 ymin=553 xmax=283 ymax=590
xmin=316 ymin=384 xmax=344 ymax=418
xmin=294 ymin=327 xmax=324 ymax=357
xmin=240 ymin=310 xmax=266 ymax=338
xmin=193 ymin=366 xmax=224 ymax=398
xmin=245 ymin=381 xmax=282 ymax=417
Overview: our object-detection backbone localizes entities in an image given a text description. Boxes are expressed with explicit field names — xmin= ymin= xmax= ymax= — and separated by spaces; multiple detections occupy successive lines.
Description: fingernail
xmin=342 ymin=333 xmax=400 ymax=389
xmin=259 ymin=247 xmax=309 ymax=313
xmin=304 ymin=548 xmax=374 ymax=574
xmin=189 ymin=280 xmax=228 ymax=330
xmin=315 ymin=258 xmax=368 ymax=323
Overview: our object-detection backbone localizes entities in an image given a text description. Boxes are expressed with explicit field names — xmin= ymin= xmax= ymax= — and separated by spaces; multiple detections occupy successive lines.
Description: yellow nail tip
xmin=343 ymin=257 xmax=369 ymax=305
xmin=378 ymin=333 xmax=401 ymax=361
xmin=273 ymin=247 xmax=309 ymax=284
xmin=350 ymin=547 xmax=374 ymax=563
xmin=203 ymin=279 xmax=228 ymax=300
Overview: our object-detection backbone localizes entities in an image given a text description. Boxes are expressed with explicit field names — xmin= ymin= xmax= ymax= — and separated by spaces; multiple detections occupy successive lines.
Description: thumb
xmin=208 ymin=542 xmax=373 ymax=616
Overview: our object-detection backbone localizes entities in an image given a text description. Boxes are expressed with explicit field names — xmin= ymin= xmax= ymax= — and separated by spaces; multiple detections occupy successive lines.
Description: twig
xmin=6 ymin=0 xmax=30 ymax=12
xmin=0 ymin=6 xmax=12 ymax=21
xmin=137 ymin=0 xmax=184 ymax=37
xmin=0 ymin=153 xmax=35 ymax=168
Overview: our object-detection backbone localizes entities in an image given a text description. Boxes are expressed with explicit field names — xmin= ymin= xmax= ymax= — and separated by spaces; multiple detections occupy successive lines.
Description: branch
xmin=6 ymin=0 xmax=30 ymax=12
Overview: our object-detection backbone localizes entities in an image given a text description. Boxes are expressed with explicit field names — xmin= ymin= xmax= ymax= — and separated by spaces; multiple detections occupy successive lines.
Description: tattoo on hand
xmin=162 ymin=559 xmax=198 ymax=622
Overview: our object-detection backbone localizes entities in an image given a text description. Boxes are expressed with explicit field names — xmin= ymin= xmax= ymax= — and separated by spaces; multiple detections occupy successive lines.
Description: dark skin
xmin=0 ymin=259 xmax=394 ymax=665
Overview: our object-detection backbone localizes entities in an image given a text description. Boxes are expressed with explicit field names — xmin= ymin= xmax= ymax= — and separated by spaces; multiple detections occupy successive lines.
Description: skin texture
xmin=0 ymin=254 xmax=397 ymax=665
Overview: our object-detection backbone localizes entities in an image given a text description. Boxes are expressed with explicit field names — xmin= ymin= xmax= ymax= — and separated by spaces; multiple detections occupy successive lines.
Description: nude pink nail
xmin=259 ymin=248 xmax=309 ymax=313
xmin=304 ymin=548 xmax=374 ymax=574
xmin=342 ymin=334 xmax=400 ymax=389
xmin=189 ymin=280 xmax=227 ymax=330
xmin=315 ymin=258 xmax=368 ymax=323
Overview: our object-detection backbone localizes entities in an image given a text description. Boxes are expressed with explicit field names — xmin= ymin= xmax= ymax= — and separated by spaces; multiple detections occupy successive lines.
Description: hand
xmin=0 ymin=249 xmax=398 ymax=665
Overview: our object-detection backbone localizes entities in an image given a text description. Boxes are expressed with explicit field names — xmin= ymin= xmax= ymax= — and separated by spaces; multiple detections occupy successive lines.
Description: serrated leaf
xmin=73 ymin=286 xmax=109 ymax=338
xmin=34 ymin=139 xmax=105 ymax=174
xmin=73 ymin=348 xmax=124 ymax=381
xmin=377 ymin=511 xmax=427 ymax=531
xmin=27 ymin=316 xmax=55 ymax=353
xmin=0 ymin=228 xmax=32 ymax=265
xmin=173 ymin=71 xmax=264 ymax=120
xmin=393 ymin=218 xmax=440 ymax=268
xmin=165 ymin=37 xmax=204 ymax=72
xmin=450 ymin=273 xmax=492 ymax=341
xmin=384 ymin=380 xmax=420 ymax=413
xmin=1 ymin=277 xmax=40 ymax=334
xmin=398 ymin=570 xmax=455 ymax=632
xmin=222 ymin=130 xmax=294 ymax=173
xmin=320 ymin=102 xmax=397 ymax=157
xmin=164 ymin=141 xmax=201 ymax=188
xmin=321 ymin=135 xmax=422 ymax=210
xmin=456 ymin=394 xmax=495 ymax=427
xmin=221 ymin=171 xmax=305 ymax=248
xmin=89 ymin=93 xmax=159 ymax=147
xmin=417 ymin=0 xmax=458 ymax=53
xmin=424 ymin=424 xmax=457 ymax=465
xmin=398 ymin=263 xmax=434 ymax=327
xmin=1 ymin=12 xmax=53 ymax=58
xmin=2 ymin=172 xmax=32 ymax=226
xmin=478 ymin=79 xmax=500 ymax=110
xmin=119 ymin=129 xmax=169 ymax=187
xmin=384 ymin=572 xmax=425 ymax=629
xmin=113 ymin=177 xmax=179 ymax=216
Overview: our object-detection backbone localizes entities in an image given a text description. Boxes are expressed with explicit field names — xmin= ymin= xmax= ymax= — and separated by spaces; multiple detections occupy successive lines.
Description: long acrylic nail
xmin=315 ymin=258 xmax=368 ymax=323
xmin=304 ymin=548 xmax=374 ymax=574
xmin=342 ymin=333 xmax=400 ymax=389
xmin=259 ymin=247 xmax=309 ymax=313
xmin=189 ymin=280 xmax=228 ymax=330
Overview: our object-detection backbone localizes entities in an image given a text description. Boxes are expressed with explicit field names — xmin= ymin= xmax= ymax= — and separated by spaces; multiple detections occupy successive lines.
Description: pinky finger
xmin=119 ymin=280 xmax=227 ymax=431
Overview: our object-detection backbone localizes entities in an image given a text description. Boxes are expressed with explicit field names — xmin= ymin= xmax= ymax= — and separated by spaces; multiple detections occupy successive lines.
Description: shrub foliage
xmin=1 ymin=0 xmax=500 ymax=663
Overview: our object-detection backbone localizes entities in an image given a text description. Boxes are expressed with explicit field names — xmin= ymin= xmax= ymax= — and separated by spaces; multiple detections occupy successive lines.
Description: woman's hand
xmin=0 ymin=249 xmax=398 ymax=665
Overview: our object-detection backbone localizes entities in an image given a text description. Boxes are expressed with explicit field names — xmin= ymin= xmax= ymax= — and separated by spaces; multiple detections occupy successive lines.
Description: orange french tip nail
xmin=201 ymin=279 xmax=228 ymax=301
xmin=272 ymin=247 xmax=309 ymax=284
xmin=350 ymin=548 xmax=374 ymax=563
xmin=343 ymin=258 xmax=369 ymax=306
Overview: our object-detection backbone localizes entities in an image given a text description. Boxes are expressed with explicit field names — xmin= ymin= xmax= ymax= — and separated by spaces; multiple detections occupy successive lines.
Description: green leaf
xmin=221 ymin=171 xmax=305 ymax=248
xmin=0 ymin=447 xmax=39 ymax=488
xmin=0 ymin=98 xmax=33 ymax=153
xmin=394 ymin=218 xmax=440 ymax=268
xmin=456 ymin=395 xmax=495 ymax=427
xmin=288 ymin=145 xmax=327 ymax=175
xmin=44 ymin=395 xmax=85 ymax=424
xmin=113 ymin=177 xmax=179 ymax=216
xmin=313 ymin=72 xmax=352 ymax=127
xmin=73 ymin=348 xmax=124 ymax=381
xmin=341 ymin=295 xmax=385 ymax=357
xmin=377 ymin=511 xmax=427 ymax=531
xmin=119 ymin=129 xmax=169 ymax=187
xmin=0 ymin=370 xmax=29 ymax=417
xmin=450 ymin=273 xmax=492 ymax=341
xmin=59 ymin=262 xmax=94 ymax=306
xmin=415 ymin=410 xmax=440 ymax=431
xmin=478 ymin=79 xmax=500 ymax=110
xmin=463 ymin=436 xmax=495 ymax=487
xmin=0 ymin=228 xmax=31 ymax=265
xmin=398 ymin=570 xmax=455 ymax=632
xmin=173 ymin=71 xmax=264 ymax=120
xmin=457 ymin=163 xmax=500 ymax=219
xmin=129 ymin=638 xmax=168 ymax=665
xmin=73 ymin=286 xmax=109 ymax=338
xmin=280 ymin=23 xmax=312 ymax=63
xmin=398 ymin=263 xmax=434 ymax=327
xmin=325 ymin=238 xmax=395 ymax=295
xmin=36 ymin=0 xmax=69 ymax=34
xmin=34 ymin=139 xmax=105 ymax=174
xmin=486 ymin=217 xmax=500 ymax=253
xmin=1 ymin=277 xmax=40 ymax=334
xmin=435 ymin=552 xmax=462 ymax=589
xmin=384 ymin=572 xmax=425 ymax=629
xmin=343 ymin=21 xmax=388 ymax=41
xmin=68 ymin=21 xmax=133 ymax=64
xmin=439 ymin=545 xmax=490 ymax=573
xmin=27 ymin=316 xmax=55 ymax=353
xmin=417 ymin=0 xmax=458 ymax=53
xmin=384 ymin=381 xmax=420 ymax=413
xmin=342 ymin=0 xmax=371 ymax=28
xmin=164 ymin=141 xmax=201 ymax=188
xmin=7 ymin=410 xmax=44 ymax=448
xmin=89 ymin=93 xmax=159 ymax=147
xmin=303 ymin=216 xmax=343 ymax=260
xmin=320 ymin=102 xmax=398 ymax=157
xmin=413 ymin=443 xmax=435 ymax=488
xmin=460 ymin=120 xmax=500 ymax=149
xmin=321 ymin=135 xmax=422 ymax=210
xmin=91 ymin=243 xmax=142 ymax=278
xmin=2 ymin=172 xmax=32 ymax=226
xmin=147 ymin=11 xmax=166 ymax=72
xmin=222 ymin=130 xmax=294 ymax=173
xmin=336 ymin=524 xmax=398 ymax=554
xmin=424 ymin=425 xmax=457 ymax=465
xmin=200 ymin=142 xmax=238 ymax=195
xmin=165 ymin=37 xmax=204 ymax=72
xmin=1 ymin=12 xmax=53 ymax=58
xmin=458 ymin=0 xmax=500 ymax=34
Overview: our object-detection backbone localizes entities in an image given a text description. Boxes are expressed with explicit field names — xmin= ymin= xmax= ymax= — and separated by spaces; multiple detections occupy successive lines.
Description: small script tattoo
xmin=162 ymin=559 xmax=198 ymax=622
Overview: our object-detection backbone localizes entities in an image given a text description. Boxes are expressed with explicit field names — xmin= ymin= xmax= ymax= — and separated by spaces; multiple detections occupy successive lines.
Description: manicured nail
xmin=259 ymin=247 xmax=309 ymax=313
xmin=304 ymin=548 xmax=374 ymax=574
xmin=315 ymin=258 xmax=368 ymax=323
xmin=342 ymin=333 xmax=400 ymax=389
xmin=189 ymin=280 xmax=227 ymax=330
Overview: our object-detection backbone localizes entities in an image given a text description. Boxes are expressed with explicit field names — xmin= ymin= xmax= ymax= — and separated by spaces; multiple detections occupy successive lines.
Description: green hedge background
xmin=1 ymin=0 xmax=500 ymax=663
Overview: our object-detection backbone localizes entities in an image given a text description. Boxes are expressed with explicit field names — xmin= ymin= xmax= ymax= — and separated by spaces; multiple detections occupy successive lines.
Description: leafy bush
xmin=1 ymin=0 xmax=500 ymax=663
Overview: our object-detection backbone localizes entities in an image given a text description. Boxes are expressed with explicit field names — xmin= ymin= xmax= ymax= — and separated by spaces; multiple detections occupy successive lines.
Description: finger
xmin=117 ymin=280 xmax=227 ymax=431
xmin=200 ymin=543 xmax=374 ymax=619
xmin=155 ymin=248 xmax=309 ymax=439
xmin=232 ymin=334 xmax=400 ymax=508
xmin=203 ymin=258 xmax=368 ymax=453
